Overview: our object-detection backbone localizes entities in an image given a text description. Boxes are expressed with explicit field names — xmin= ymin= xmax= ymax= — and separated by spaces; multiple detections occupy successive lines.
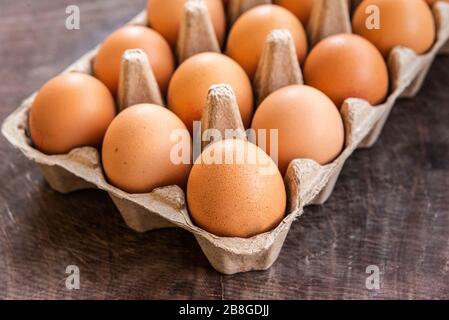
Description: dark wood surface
xmin=1 ymin=0 xmax=448 ymax=300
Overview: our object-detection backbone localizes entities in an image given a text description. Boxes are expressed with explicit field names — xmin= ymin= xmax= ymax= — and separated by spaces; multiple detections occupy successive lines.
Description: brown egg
xmin=102 ymin=104 xmax=192 ymax=194
xmin=29 ymin=73 xmax=116 ymax=155
xmin=304 ymin=33 xmax=389 ymax=108
xmin=274 ymin=0 xmax=315 ymax=26
xmin=187 ymin=139 xmax=286 ymax=238
xmin=94 ymin=25 xmax=175 ymax=96
xmin=352 ymin=0 xmax=436 ymax=57
xmin=226 ymin=4 xmax=308 ymax=79
xmin=147 ymin=0 xmax=226 ymax=48
xmin=251 ymin=85 xmax=344 ymax=175
xmin=167 ymin=52 xmax=253 ymax=133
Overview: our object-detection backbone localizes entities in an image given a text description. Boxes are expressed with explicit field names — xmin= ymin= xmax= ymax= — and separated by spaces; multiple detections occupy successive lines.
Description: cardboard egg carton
xmin=2 ymin=0 xmax=449 ymax=274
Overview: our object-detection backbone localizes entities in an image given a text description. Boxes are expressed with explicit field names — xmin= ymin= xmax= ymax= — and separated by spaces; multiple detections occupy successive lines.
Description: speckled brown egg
xmin=147 ymin=0 xmax=226 ymax=48
xmin=187 ymin=139 xmax=286 ymax=238
xmin=251 ymin=85 xmax=345 ymax=175
xmin=102 ymin=104 xmax=192 ymax=194
xmin=304 ymin=33 xmax=389 ymax=108
xmin=94 ymin=25 xmax=175 ymax=96
xmin=352 ymin=0 xmax=436 ymax=57
xmin=29 ymin=72 xmax=116 ymax=155
xmin=226 ymin=4 xmax=308 ymax=79
xmin=167 ymin=52 xmax=253 ymax=133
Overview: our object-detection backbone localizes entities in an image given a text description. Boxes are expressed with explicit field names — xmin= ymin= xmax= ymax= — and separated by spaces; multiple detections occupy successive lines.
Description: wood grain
xmin=0 ymin=0 xmax=448 ymax=299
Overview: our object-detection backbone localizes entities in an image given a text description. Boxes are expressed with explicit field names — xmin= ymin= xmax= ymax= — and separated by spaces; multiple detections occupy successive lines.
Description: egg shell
xmin=102 ymin=104 xmax=192 ymax=194
xmin=187 ymin=139 xmax=286 ymax=238
xmin=226 ymin=4 xmax=308 ymax=79
xmin=94 ymin=25 xmax=175 ymax=96
xmin=352 ymin=0 xmax=436 ymax=57
xmin=304 ymin=33 xmax=389 ymax=108
xmin=29 ymin=73 xmax=116 ymax=155
xmin=147 ymin=0 xmax=226 ymax=48
xmin=274 ymin=0 xmax=315 ymax=26
xmin=167 ymin=52 xmax=254 ymax=133
xmin=251 ymin=85 xmax=345 ymax=175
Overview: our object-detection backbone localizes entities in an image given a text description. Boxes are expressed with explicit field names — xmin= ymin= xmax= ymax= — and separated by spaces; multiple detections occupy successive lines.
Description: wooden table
xmin=1 ymin=0 xmax=448 ymax=300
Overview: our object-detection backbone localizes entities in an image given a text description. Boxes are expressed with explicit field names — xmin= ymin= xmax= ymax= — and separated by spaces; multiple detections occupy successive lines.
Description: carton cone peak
xmin=307 ymin=0 xmax=352 ymax=47
xmin=201 ymin=84 xmax=246 ymax=149
xmin=177 ymin=0 xmax=221 ymax=63
xmin=118 ymin=49 xmax=163 ymax=111
xmin=254 ymin=29 xmax=303 ymax=105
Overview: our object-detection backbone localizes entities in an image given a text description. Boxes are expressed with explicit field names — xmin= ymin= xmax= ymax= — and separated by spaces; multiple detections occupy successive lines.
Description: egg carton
xmin=2 ymin=0 xmax=449 ymax=274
